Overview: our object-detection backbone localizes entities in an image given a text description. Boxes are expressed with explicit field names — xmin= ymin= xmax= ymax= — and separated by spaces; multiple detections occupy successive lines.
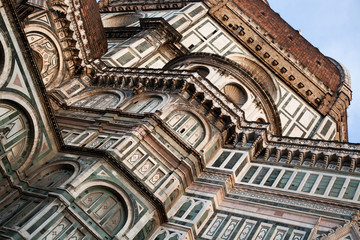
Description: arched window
xmin=72 ymin=93 xmax=121 ymax=109
xmin=0 ymin=102 xmax=31 ymax=169
xmin=166 ymin=111 xmax=205 ymax=147
xmin=76 ymin=188 xmax=127 ymax=236
xmin=31 ymin=165 xmax=74 ymax=189
xmin=154 ymin=229 xmax=180 ymax=240
xmin=169 ymin=235 xmax=180 ymax=240
xmin=222 ymin=84 xmax=248 ymax=106
xmin=169 ymin=189 xmax=179 ymax=202
xmin=125 ymin=96 xmax=162 ymax=113
xmin=174 ymin=200 xmax=191 ymax=218
xmin=155 ymin=232 xmax=167 ymax=240
xmin=185 ymin=202 xmax=203 ymax=220
xmin=154 ymin=230 xmax=181 ymax=240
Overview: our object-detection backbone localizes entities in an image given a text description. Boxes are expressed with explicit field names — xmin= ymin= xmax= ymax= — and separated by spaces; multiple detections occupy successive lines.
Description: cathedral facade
xmin=0 ymin=0 xmax=359 ymax=239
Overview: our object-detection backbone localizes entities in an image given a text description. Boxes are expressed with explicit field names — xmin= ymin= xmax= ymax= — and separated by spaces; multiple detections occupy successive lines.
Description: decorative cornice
xmin=164 ymin=53 xmax=282 ymax=136
xmin=229 ymin=187 xmax=357 ymax=216
xmin=60 ymin=144 xmax=169 ymax=223
xmin=2 ymin=0 xmax=63 ymax=150
xmin=98 ymin=0 xmax=198 ymax=12
xmin=105 ymin=27 xmax=142 ymax=39
xmin=49 ymin=0 xmax=107 ymax=71
xmin=139 ymin=18 xmax=183 ymax=43
xmin=90 ymin=66 xmax=277 ymax=140
xmin=204 ymin=0 xmax=341 ymax=116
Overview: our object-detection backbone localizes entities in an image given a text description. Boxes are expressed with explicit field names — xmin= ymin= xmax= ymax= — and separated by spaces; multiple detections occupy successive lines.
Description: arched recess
xmin=164 ymin=53 xmax=282 ymax=136
xmin=161 ymin=104 xmax=212 ymax=150
xmin=166 ymin=111 xmax=206 ymax=148
xmin=72 ymin=180 xmax=134 ymax=238
xmin=152 ymin=229 xmax=183 ymax=240
xmin=0 ymin=30 xmax=12 ymax=88
xmin=28 ymin=161 xmax=79 ymax=189
xmin=0 ymin=93 xmax=41 ymax=174
xmin=173 ymin=198 xmax=205 ymax=222
xmin=24 ymin=26 xmax=64 ymax=89
xmin=222 ymin=83 xmax=248 ymax=107
xmin=226 ymin=54 xmax=279 ymax=103
xmin=123 ymin=94 xmax=166 ymax=113
xmin=68 ymin=90 xmax=124 ymax=109
xmin=76 ymin=187 xmax=128 ymax=236
xmin=0 ymin=99 xmax=36 ymax=171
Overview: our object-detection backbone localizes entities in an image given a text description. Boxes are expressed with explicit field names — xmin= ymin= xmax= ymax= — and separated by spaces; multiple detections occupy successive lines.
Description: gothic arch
xmin=164 ymin=53 xmax=282 ymax=135
xmin=24 ymin=25 xmax=64 ymax=89
xmin=71 ymin=180 xmax=134 ymax=238
xmin=0 ymin=95 xmax=39 ymax=173
xmin=122 ymin=93 xmax=167 ymax=114
xmin=67 ymin=89 xmax=125 ymax=109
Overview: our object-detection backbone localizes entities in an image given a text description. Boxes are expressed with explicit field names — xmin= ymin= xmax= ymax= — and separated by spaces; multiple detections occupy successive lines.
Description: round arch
xmin=27 ymin=160 xmax=80 ymax=189
xmin=71 ymin=179 xmax=135 ymax=238
xmin=222 ymin=83 xmax=248 ymax=106
xmin=161 ymin=103 xmax=212 ymax=151
xmin=164 ymin=53 xmax=282 ymax=135
xmin=0 ymin=30 xmax=12 ymax=88
xmin=0 ymin=93 xmax=40 ymax=172
xmin=24 ymin=25 xmax=64 ymax=89
xmin=67 ymin=89 xmax=125 ymax=109
xmin=226 ymin=54 xmax=279 ymax=103
xmin=121 ymin=93 xmax=168 ymax=114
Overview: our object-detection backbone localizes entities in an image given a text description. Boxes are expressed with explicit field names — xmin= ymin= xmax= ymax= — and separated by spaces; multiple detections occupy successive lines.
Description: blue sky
xmin=268 ymin=0 xmax=360 ymax=143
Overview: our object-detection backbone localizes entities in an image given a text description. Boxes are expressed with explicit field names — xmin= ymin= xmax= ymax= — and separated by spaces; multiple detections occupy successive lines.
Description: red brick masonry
xmin=234 ymin=0 xmax=341 ymax=91
xmin=80 ymin=0 xmax=108 ymax=59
